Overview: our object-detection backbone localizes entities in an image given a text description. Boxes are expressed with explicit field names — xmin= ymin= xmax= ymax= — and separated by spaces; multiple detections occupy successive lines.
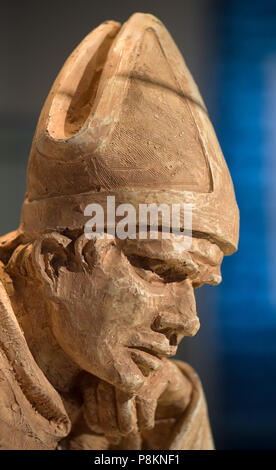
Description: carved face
xmin=43 ymin=235 xmax=223 ymax=395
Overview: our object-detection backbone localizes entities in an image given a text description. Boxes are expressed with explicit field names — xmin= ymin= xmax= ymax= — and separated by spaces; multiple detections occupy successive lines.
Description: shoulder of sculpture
xmin=0 ymin=346 xmax=63 ymax=450
xmin=0 ymin=269 xmax=71 ymax=449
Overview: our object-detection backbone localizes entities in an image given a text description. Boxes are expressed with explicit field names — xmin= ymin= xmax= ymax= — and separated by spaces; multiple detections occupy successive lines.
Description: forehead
xmin=118 ymin=236 xmax=223 ymax=268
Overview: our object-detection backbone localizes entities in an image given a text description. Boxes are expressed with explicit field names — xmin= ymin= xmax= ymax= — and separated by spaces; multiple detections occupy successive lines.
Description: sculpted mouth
xmin=126 ymin=333 xmax=178 ymax=376
xmin=128 ymin=345 xmax=163 ymax=360
xmin=126 ymin=329 xmax=178 ymax=376
xmin=127 ymin=339 xmax=177 ymax=359
xmin=127 ymin=346 xmax=163 ymax=377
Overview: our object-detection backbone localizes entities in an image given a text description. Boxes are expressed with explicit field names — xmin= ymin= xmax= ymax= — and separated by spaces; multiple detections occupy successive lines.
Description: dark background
xmin=1 ymin=0 xmax=276 ymax=449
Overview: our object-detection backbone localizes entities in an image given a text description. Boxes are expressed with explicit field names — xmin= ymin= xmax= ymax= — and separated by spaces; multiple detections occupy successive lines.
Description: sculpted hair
xmin=0 ymin=229 xmax=92 ymax=281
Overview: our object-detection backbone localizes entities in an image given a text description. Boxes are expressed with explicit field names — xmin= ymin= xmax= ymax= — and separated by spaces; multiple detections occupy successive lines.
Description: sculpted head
xmin=3 ymin=230 xmax=223 ymax=395
xmin=0 ymin=13 xmax=239 ymax=397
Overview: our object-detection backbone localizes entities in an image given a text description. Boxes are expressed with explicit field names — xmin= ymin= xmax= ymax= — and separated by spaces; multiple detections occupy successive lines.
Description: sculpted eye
xmin=134 ymin=266 xmax=165 ymax=284
xmin=125 ymin=254 xmax=164 ymax=283
xmin=126 ymin=254 xmax=188 ymax=284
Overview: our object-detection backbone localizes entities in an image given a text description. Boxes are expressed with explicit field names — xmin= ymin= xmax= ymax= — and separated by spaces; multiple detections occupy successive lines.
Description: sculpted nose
xmin=173 ymin=279 xmax=200 ymax=337
xmin=154 ymin=280 xmax=200 ymax=339
xmin=154 ymin=311 xmax=199 ymax=340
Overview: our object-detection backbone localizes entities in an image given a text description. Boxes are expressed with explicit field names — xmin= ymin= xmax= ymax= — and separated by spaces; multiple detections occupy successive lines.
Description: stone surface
xmin=0 ymin=13 xmax=239 ymax=450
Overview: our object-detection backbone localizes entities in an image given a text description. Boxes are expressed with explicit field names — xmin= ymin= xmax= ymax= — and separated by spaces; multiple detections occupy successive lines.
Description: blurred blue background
xmin=1 ymin=0 xmax=275 ymax=449
xmin=209 ymin=0 xmax=276 ymax=449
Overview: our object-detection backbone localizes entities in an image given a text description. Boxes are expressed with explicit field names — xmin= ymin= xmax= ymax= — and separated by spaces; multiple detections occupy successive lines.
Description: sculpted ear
xmin=32 ymin=232 xmax=72 ymax=292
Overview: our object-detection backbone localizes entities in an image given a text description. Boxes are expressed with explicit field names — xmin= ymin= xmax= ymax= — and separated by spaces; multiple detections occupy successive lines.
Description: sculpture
xmin=0 ymin=13 xmax=239 ymax=450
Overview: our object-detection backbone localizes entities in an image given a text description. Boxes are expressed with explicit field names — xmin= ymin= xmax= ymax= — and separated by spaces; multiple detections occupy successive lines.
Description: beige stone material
xmin=0 ymin=12 xmax=239 ymax=450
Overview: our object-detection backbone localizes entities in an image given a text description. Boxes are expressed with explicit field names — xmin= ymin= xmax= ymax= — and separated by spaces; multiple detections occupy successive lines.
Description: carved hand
xmin=81 ymin=359 xmax=192 ymax=444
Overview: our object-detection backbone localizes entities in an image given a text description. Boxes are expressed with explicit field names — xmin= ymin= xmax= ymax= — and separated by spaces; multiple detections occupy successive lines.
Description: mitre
xmin=20 ymin=12 xmax=239 ymax=255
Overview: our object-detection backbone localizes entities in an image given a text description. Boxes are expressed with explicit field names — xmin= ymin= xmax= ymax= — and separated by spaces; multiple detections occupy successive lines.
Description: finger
xmin=116 ymin=389 xmax=138 ymax=435
xmin=136 ymin=397 xmax=157 ymax=431
xmin=82 ymin=375 xmax=100 ymax=430
xmin=97 ymin=380 xmax=120 ymax=443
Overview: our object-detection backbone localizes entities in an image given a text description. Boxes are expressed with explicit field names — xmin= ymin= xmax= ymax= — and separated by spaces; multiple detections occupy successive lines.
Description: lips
xmin=128 ymin=332 xmax=177 ymax=356
xmin=127 ymin=347 xmax=162 ymax=377
xmin=126 ymin=328 xmax=178 ymax=376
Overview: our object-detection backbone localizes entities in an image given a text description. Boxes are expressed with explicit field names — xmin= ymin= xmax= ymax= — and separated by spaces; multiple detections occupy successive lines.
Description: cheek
xmin=55 ymin=272 xmax=107 ymax=333
xmin=96 ymin=269 xmax=167 ymax=328
xmin=55 ymin=268 xmax=169 ymax=341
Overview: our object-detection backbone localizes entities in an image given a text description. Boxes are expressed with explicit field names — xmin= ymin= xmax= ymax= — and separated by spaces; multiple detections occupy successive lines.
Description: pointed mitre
xmin=20 ymin=13 xmax=239 ymax=255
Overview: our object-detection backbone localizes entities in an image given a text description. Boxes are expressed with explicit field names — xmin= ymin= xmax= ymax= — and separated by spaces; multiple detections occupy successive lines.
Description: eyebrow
xmin=120 ymin=238 xmax=223 ymax=268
